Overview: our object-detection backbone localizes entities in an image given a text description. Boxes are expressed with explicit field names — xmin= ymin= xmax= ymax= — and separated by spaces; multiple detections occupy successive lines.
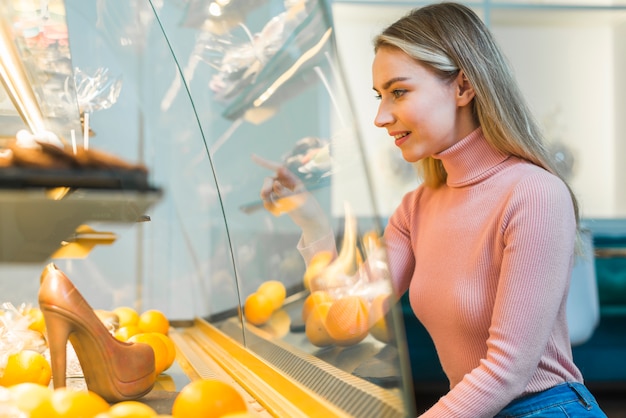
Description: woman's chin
xmin=400 ymin=150 xmax=421 ymax=164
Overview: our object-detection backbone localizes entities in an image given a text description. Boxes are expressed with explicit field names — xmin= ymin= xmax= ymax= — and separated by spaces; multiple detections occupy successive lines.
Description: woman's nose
xmin=374 ymin=103 xmax=393 ymax=128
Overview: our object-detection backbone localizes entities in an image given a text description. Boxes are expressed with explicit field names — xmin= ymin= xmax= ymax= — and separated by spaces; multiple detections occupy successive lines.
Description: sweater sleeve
xmin=384 ymin=190 xmax=419 ymax=297
xmin=420 ymin=173 xmax=577 ymax=418
xmin=297 ymin=229 xmax=338 ymax=265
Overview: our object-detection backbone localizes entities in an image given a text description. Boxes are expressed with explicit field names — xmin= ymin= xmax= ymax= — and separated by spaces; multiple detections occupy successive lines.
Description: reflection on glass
xmin=0 ymin=0 xmax=81 ymax=139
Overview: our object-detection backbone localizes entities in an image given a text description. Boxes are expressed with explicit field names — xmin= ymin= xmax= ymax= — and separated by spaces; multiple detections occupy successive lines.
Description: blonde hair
xmin=374 ymin=2 xmax=579 ymax=225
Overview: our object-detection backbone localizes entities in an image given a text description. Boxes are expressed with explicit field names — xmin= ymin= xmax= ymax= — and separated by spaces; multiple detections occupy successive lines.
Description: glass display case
xmin=0 ymin=0 xmax=416 ymax=416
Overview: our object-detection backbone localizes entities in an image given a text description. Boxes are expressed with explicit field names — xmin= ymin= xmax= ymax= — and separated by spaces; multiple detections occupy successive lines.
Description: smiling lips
xmin=393 ymin=132 xmax=410 ymax=146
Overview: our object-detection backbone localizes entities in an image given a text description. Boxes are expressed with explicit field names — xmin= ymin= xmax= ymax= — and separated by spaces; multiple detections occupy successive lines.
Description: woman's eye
xmin=392 ymin=89 xmax=406 ymax=98
xmin=374 ymin=93 xmax=382 ymax=100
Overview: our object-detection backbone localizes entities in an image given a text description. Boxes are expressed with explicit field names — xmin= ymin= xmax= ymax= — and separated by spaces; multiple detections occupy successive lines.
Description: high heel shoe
xmin=38 ymin=263 xmax=156 ymax=402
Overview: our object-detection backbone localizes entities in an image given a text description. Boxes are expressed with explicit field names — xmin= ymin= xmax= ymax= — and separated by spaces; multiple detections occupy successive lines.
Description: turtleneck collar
xmin=432 ymin=127 xmax=510 ymax=188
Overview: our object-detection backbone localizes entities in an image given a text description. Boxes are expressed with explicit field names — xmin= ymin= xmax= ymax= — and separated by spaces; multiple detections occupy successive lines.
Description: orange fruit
xmin=369 ymin=294 xmax=393 ymax=343
xmin=114 ymin=325 xmax=142 ymax=341
xmin=113 ymin=306 xmax=139 ymax=328
xmin=257 ymin=280 xmax=286 ymax=311
xmin=301 ymin=290 xmax=333 ymax=322
xmin=263 ymin=194 xmax=307 ymax=216
xmin=129 ymin=333 xmax=168 ymax=376
xmin=303 ymin=251 xmax=334 ymax=290
xmin=152 ymin=333 xmax=176 ymax=372
xmin=106 ymin=400 xmax=157 ymax=417
xmin=221 ymin=413 xmax=257 ymax=417
xmin=325 ymin=296 xmax=369 ymax=346
xmin=172 ymin=379 xmax=247 ymax=418
xmin=26 ymin=307 xmax=46 ymax=335
xmin=30 ymin=387 xmax=109 ymax=418
xmin=243 ymin=292 xmax=274 ymax=326
xmin=0 ymin=350 xmax=52 ymax=387
xmin=8 ymin=382 xmax=52 ymax=414
xmin=138 ymin=310 xmax=170 ymax=335
xmin=305 ymin=301 xmax=333 ymax=347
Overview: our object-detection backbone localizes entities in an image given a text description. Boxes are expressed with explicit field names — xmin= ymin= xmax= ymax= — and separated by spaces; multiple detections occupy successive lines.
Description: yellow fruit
xmin=172 ymin=379 xmax=247 ymax=418
xmin=325 ymin=296 xmax=369 ymax=346
xmin=8 ymin=382 xmax=52 ymax=414
xmin=0 ymin=350 xmax=52 ymax=387
xmin=257 ymin=280 xmax=286 ymax=311
xmin=369 ymin=294 xmax=393 ymax=343
xmin=152 ymin=332 xmax=176 ymax=372
xmin=243 ymin=293 xmax=274 ymax=326
xmin=30 ymin=387 xmax=109 ymax=418
xmin=26 ymin=307 xmax=46 ymax=335
xmin=221 ymin=413 xmax=257 ymax=417
xmin=303 ymin=251 xmax=334 ymax=290
xmin=263 ymin=194 xmax=306 ymax=216
xmin=114 ymin=325 xmax=142 ymax=341
xmin=113 ymin=306 xmax=139 ymax=328
xmin=138 ymin=310 xmax=170 ymax=335
xmin=305 ymin=302 xmax=333 ymax=347
xmin=107 ymin=400 xmax=157 ymax=417
xmin=129 ymin=333 xmax=168 ymax=376
xmin=301 ymin=291 xmax=333 ymax=322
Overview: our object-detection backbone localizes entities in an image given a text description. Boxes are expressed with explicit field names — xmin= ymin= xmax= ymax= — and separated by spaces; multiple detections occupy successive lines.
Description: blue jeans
xmin=494 ymin=382 xmax=607 ymax=417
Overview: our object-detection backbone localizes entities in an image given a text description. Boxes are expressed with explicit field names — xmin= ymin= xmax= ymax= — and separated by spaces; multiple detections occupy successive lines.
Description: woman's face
xmin=372 ymin=47 xmax=471 ymax=163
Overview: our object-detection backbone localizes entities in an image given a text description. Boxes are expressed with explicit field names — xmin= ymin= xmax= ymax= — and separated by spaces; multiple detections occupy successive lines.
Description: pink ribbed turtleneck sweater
xmin=384 ymin=128 xmax=583 ymax=417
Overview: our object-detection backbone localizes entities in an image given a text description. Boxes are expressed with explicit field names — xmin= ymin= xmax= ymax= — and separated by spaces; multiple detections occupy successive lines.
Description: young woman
xmin=261 ymin=2 xmax=607 ymax=416
xmin=368 ymin=3 xmax=606 ymax=416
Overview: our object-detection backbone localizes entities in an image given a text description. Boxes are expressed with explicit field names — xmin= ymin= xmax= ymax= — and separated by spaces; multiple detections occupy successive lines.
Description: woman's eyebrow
xmin=374 ymin=76 xmax=410 ymax=92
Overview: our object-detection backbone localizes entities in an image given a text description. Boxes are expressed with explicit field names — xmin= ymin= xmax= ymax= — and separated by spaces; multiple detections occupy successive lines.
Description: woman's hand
xmin=253 ymin=154 xmax=331 ymax=245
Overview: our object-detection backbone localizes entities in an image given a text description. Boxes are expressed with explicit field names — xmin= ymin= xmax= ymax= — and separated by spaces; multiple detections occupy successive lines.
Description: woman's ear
xmin=456 ymin=70 xmax=475 ymax=106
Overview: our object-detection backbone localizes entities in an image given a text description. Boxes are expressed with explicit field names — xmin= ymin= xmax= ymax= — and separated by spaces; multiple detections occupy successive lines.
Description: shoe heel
xmin=38 ymin=263 xmax=156 ymax=402
xmin=40 ymin=307 xmax=72 ymax=389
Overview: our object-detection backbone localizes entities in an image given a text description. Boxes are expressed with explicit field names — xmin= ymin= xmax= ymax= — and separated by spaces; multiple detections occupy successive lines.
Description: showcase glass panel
xmin=1 ymin=0 xmax=416 ymax=416
xmin=145 ymin=0 xmax=415 ymax=415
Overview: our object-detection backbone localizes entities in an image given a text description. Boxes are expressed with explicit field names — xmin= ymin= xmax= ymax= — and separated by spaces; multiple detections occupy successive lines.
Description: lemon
xmin=0 ymin=350 xmax=52 ymax=387
xmin=172 ymin=379 xmax=247 ymax=418
xmin=8 ymin=382 xmax=52 ymax=414
xmin=113 ymin=307 xmax=139 ymax=328
xmin=114 ymin=325 xmax=142 ymax=342
xmin=26 ymin=307 xmax=46 ymax=335
xmin=243 ymin=293 xmax=274 ymax=326
xmin=30 ymin=387 xmax=109 ymax=418
xmin=257 ymin=280 xmax=286 ymax=311
xmin=129 ymin=333 xmax=169 ymax=376
xmin=325 ymin=296 xmax=369 ymax=346
xmin=305 ymin=302 xmax=334 ymax=347
xmin=152 ymin=333 xmax=176 ymax=372
xmin=137 ymin=310 xmax=170 ymax=335
xmin=107 ymin=400 xmax=157 ymax=417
